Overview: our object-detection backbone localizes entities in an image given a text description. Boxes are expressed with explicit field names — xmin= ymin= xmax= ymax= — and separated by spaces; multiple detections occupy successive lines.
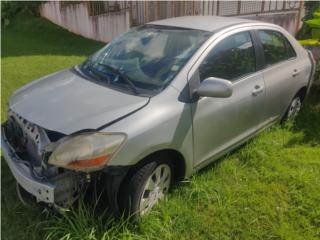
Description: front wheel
xmin=119 ymin=160 xmax=173 ymax=219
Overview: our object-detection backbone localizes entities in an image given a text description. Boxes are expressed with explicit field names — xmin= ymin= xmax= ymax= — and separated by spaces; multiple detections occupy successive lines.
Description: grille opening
xmin=45 ymin=129 xmax=66 ymax=142
xmin=3 ymin=120 xmax=30 ymax=160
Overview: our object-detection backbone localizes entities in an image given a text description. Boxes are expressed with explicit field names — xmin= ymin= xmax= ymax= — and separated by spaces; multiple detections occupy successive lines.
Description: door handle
xmin=252 ymin=85 xmax=264 ymax=96
xmin=292 ymin=69 xmax=300 ymax=77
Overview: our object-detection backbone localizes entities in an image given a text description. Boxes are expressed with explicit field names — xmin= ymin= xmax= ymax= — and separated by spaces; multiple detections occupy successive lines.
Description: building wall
xmin=240 ymin=11 xmax=300 ymax=35
xmin=129 ymin=1 xmax=303 ymax=35
xmin=40 ymin=1 xmax=130 ymax=42
xmin=40 ymin=1 xmax=303 ymax=43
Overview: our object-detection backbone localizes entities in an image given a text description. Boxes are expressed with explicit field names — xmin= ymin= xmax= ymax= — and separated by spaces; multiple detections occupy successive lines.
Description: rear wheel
xmin=119 ymin=160 xmax=173 ymax=220
xmin=285 ymin=95 xmax=302 ymax=121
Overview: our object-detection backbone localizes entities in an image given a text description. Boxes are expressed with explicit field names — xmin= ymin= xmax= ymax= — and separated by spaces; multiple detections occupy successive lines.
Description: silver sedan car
xmin=2 ymin=16 xmax=316 ymax=218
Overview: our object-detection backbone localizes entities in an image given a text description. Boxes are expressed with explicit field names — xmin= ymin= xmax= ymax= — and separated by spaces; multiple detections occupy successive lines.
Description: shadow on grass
xmin=285 ymin=85 xmax=320 ymax=147
xmin=1 ymin=14 xmax=104 ymax=58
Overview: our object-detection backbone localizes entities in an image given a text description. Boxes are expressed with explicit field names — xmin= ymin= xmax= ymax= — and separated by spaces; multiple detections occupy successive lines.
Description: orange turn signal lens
xmin=68 ymin=155 xmax=110 ymax=168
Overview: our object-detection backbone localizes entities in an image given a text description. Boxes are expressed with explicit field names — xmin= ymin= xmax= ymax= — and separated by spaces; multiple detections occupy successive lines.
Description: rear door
xmin=191 ymin=30 xmax=266 ymax=167
xmin=254 ymin=29 xmax=303 ymax=122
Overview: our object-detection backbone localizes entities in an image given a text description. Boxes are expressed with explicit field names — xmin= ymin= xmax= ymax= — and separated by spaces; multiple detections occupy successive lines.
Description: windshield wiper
xmin=86 ymin=63 xmax=111 ymax=84
xmin=98 ymin=63 xmax=139 ymax=95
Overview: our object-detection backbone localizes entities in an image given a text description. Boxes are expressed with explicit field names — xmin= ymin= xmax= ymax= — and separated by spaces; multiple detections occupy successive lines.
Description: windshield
xmin=80 ymin=25 xmax=211 ymax=96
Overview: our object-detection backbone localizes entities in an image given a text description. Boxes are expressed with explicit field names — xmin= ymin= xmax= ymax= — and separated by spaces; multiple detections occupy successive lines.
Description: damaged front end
xmin=2 ymin=110 xmax=87 ymax=210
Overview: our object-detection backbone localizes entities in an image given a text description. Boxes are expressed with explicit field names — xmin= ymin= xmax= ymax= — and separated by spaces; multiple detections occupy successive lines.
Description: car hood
xmin=9 ymin=68 xmax=149 ymax=134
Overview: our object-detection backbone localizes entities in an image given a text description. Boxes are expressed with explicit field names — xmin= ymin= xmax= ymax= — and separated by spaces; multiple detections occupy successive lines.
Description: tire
xmin=283 ymin=95 xmax=303 ymax=121
xmin=119 ymin=159 xmax=173 ymax=220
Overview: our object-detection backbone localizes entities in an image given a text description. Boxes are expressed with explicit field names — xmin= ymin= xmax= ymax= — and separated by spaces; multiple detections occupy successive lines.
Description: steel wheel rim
xmin=288 ymin=97 xmax=301 ymax=120
xmin=139 ymin=164 xmax=171 ymax=215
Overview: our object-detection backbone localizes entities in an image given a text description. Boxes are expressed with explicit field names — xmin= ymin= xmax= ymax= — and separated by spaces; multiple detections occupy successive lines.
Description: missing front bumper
xmin=2 ymin=129 xmax=55 ymax=203
xmin=2 ymin=125 xmax=131 ymax=216
xmin=2 ymin=127 xmax=85 ymax=208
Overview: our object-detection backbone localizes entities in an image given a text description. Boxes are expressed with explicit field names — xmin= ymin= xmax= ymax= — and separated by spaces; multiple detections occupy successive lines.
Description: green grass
xmin=2 ymin=14 xmax=320 ymax=240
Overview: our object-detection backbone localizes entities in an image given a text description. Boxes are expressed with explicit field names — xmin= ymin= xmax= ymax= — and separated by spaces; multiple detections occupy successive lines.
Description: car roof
xmin=148 ymin=16 xmax=259 ymax=32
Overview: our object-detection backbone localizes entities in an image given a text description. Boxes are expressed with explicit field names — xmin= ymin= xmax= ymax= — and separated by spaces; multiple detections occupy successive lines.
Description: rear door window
xmin=284 ymin=37 xmax=297 ymax=59
xmin=257 ymin=30 xmax=296 ymax=67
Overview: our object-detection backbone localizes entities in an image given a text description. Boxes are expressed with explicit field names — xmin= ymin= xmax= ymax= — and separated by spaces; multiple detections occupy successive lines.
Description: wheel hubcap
xmin=139 ymin=164 xmax=171 ymax=215
xmin=287 ymin=97 xmax=302 ymax=120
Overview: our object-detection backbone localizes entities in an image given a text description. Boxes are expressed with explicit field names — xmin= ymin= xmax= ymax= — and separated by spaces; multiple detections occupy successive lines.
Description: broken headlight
xmin=48 ymin=132 xmax=126 ymax=172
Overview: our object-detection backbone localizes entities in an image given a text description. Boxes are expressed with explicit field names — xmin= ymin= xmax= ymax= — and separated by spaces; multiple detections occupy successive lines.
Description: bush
xmin=297 ymin=1 xmax=320 ymax=39
xmin=298 ymin=6 xmax=320 ymax=82
xmin=1 ymin=1 xmax=41 ymax=26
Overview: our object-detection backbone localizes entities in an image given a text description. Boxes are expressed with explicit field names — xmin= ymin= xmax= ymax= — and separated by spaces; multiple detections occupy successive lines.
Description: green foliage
xmin=314 ymin=11 xmax=320 ymax=18
xmin=306 ymin=18 xmax=320 ymax=29
xmin=311 ymin=28 xmax=320 ymax=39
xmin=305 ymin=11 xmax=320 ymax=39
xmin=1 ymin=1 xmax=21 ymax=26
xmin=304 ymin=1 xmax=320 ymax=20
xmin=1 ymin=1 xmax=42 ymax=26
xmin=299 ymin=39 xmax=320 ymax=45
xmin=298 ymin=5 xmax=320 ymax=82
xmin=2 ymin=14 xmax=320 ymax=240
xmin=296 ymin=1 xmax=320 ymax=39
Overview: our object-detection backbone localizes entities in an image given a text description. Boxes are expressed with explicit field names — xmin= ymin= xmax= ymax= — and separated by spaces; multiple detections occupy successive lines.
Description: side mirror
xmin=196 ymin=77 xmax=233 ymax=98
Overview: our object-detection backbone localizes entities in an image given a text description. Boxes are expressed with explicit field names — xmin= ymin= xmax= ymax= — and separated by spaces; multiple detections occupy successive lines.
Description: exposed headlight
xmin=48 ymin=132 xmax=126 ymax=172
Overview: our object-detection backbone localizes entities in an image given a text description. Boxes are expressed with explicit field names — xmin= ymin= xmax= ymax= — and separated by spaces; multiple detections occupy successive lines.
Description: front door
xmin=191 ymin=31 xmax=266 ymax=167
